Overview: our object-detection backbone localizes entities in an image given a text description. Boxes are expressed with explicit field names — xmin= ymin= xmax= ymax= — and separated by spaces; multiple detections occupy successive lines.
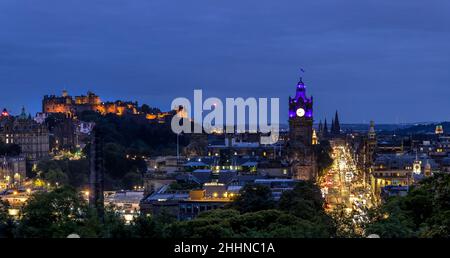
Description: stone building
xmin=0 ymin=107 xmax=49 ymax=162
xmin=0 ymin=155 xmax=26 ymax=188
xmin=287 ymin=77 xmax=317 ymax=180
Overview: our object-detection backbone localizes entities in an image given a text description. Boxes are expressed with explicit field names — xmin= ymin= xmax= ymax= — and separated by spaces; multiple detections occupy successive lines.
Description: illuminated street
xmin=319 ymin=140 xmax=375 ymax=230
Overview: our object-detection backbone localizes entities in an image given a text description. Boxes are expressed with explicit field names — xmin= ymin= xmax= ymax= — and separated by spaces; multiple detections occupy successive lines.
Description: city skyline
xmin=1 ymin=0 xmax=450 ymax=123
xmin=1 ymin=88 xmax=447 ymax=126
xmin=2 ymin=0 xmax=450 ymax=244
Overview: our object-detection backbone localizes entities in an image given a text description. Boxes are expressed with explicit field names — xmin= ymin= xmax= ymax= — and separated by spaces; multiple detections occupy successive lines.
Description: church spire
xmin=331 ymin=118 xmax=335 ymax=135
xmin=323 ymin=118 xmax=329 ymax=137
xmin=334 ymin=110 xmax=341 ymax=134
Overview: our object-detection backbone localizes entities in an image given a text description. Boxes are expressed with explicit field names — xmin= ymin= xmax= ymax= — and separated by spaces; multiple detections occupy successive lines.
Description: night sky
xmin=1 ymin=0 xmax=449 ymax=123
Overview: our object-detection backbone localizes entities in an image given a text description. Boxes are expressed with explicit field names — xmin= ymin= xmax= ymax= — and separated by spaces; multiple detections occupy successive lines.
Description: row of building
xmin=351 ymin=122 xmax=450 ymax=199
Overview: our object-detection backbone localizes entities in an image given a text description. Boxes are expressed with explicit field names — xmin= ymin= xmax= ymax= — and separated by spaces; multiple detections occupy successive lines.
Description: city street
xmin=319 ymin=140 xmax=375 ymax=229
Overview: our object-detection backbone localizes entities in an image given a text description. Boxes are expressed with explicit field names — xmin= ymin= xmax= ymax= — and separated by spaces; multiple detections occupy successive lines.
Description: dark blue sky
xmin=1 ymin=0 xmax=449 ymax=123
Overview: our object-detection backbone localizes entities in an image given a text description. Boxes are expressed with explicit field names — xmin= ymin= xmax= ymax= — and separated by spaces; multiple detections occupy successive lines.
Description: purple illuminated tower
xmin=287 ymin=76 xmax=316 ymax=181
xmin=288 ymin=77 xmax=313 ymax=148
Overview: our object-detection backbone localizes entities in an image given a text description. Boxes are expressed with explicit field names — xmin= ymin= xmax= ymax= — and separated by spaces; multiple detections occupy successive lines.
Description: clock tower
xmin=288 ymin=77 xmax=313 ymax=148
xmin=287 ymin=76 xmax=316 ymax=180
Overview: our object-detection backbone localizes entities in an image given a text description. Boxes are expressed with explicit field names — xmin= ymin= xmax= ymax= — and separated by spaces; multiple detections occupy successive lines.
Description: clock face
xmin=296 ymin=108 xmax=305 ymax=117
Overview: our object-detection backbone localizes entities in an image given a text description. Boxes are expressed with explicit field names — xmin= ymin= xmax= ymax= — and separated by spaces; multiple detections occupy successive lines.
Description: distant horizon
xmin=1 ymin=90 xmax=448 ymax=126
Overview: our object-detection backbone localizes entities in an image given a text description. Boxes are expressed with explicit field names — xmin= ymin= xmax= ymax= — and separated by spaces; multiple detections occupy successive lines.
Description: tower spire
xmin=299 ymin=68 xmax=305 ymax=82
xmin=334 ymin=110 xmax=341 ymax=135
xmin=331 ymin=118 xmax=335 ymax=135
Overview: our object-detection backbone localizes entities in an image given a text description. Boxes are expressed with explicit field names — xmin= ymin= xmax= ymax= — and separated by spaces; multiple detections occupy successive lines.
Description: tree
xmin=365 ymin=197 xmax=416 ymax=238
xmin=36 ymin=159 xmax=89 ymax=188
xmin=279 ymin=181 xmax=328 ymax=220
xmin=0 ymin=201 xmax=15 ymax=238
xmin=278 ymin=181 xmax=336 ymax=236
xmin=44 ymin=168 xmax=69 ymax=186
xmin=230 ymin=184 xmax=275 ymax=213
xmin=130 ymin=215 xmax=159 ymax=238
xmin=166 ymin=210 xmax=236 ymax=238
xmin=14 ymin=186 xmax=134 ymax=238
xmin=15 ymin=187 xmax=95 ymax=238
xmin=100 ymin=209 xmax=133 ymax=238
xmin=365 ymin=173 xmax=450 ymax=238
xmin=165 ymin=209 xmax=334 ymax=238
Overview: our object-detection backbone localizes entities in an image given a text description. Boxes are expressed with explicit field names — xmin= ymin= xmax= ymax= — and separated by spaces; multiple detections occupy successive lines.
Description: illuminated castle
xmin=42 ymin=90 xmax=139 ymax=117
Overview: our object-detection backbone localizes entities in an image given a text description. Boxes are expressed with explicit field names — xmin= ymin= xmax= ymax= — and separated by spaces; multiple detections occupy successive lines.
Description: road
xmin=319 ymin=140 xmax=375 ymax=230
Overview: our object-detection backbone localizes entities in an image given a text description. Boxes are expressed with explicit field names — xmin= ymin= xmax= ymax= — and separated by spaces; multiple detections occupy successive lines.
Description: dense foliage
xmin=166 ymin=209 xmax=333 ymax=238
xmin=229 ymin=184 xmax=276 ymax=213
xmin=36 ymin=159 xmax=89 ymax=188
xmin=366 ymin=173 xmax=450 ymax=238
xmin=9 ymin=187 xmax=134 ymax=238
xmin=0 ymin=201 xmax=14 ymax=238
xmin=15 ymin=187 xmax=95 ymax=237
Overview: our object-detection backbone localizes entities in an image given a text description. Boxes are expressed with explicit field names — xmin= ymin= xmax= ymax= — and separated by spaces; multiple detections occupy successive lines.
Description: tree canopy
xmin=366 ymin=173 xmax=450 ymax=238
xmin=229 ymin=184 xmax=276 ymax=213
